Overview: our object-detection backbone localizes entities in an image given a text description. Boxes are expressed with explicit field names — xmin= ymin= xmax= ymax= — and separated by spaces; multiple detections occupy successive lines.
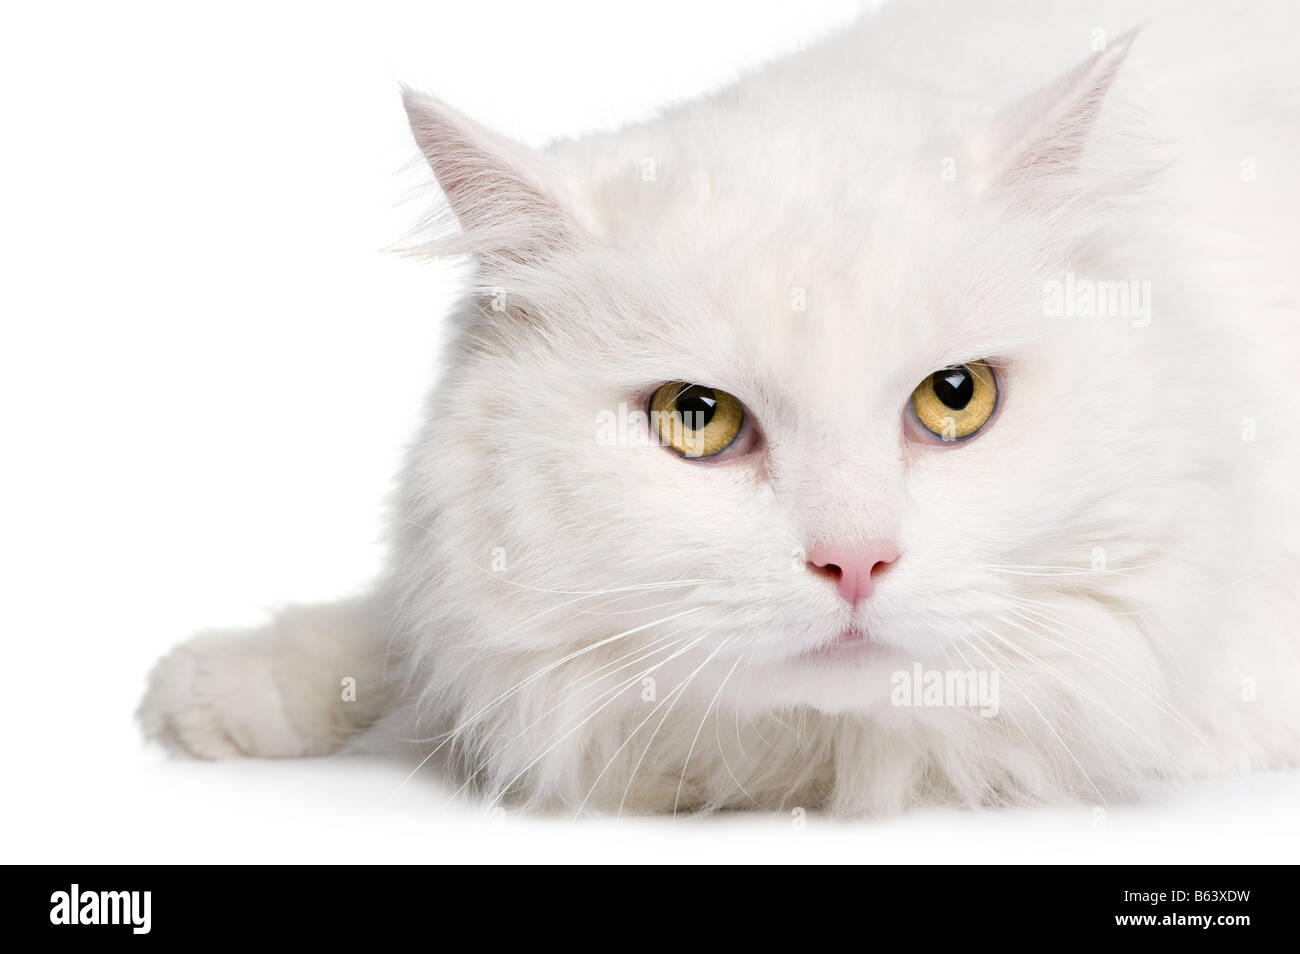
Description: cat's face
xmin=401 ymin=31 xmax=1230 ymax=713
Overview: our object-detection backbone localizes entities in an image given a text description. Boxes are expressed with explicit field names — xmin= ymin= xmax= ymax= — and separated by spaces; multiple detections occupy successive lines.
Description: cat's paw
xmin=138 ymin=629 xmax=326 ymax=759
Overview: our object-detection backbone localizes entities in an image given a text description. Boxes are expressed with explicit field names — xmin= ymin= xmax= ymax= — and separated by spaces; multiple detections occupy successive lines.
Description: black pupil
xmin=675 ymin=386 xmax=718 ymax=431
xmin=932 ymin=367 xmax=973 ymax=411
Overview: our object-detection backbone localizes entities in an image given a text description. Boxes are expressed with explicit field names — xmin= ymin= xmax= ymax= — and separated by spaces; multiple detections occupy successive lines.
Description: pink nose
xmin=807 ymin=542 xmax=900 ymax=605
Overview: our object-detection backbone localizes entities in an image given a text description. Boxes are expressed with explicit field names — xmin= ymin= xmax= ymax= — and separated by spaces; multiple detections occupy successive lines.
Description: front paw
xmin=137 ymin=630 xmax=321 ymax=759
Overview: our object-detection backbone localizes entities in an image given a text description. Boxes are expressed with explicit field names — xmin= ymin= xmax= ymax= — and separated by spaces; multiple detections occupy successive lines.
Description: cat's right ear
xmin=401 ymin=88 xmax=590 ymax=263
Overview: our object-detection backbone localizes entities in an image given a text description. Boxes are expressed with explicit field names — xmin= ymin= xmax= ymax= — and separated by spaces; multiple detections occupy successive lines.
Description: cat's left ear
xmin=402 ymin=88 xmax=593 ymax=263
xmin=974 ymin=27 xmax=1141 ymax=193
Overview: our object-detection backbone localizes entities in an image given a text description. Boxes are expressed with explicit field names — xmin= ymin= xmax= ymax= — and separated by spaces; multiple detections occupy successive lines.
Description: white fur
xmin=140 ymin=0 xmax=1300 ymax=816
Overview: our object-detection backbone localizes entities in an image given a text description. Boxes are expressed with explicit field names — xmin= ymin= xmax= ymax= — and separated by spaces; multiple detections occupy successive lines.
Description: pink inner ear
xmin=982 ymin=27 xmax=1140 ymax=187
xmin=402 ymin=89 xmax=573 ymax=251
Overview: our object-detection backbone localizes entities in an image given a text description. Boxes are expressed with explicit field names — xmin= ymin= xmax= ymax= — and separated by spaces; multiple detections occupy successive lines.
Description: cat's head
xmin=396 ymin=29 xmax=1235 ymax=715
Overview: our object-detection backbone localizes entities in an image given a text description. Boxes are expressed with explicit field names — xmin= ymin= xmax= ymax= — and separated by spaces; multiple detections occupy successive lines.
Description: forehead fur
xmin=523 ymin=54 xmax=1147 ymax=419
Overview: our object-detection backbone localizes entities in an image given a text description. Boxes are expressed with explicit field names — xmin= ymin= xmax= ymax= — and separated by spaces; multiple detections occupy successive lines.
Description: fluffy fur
xmin=140 ymin=0 xmax=1300 ymax=816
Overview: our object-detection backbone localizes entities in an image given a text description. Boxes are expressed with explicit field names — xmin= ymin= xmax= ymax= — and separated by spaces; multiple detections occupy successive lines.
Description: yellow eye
xmin=649 ymin=382 xmax=745 ymax=458
xmin=910 ymin=361 xmax=998 ymax=441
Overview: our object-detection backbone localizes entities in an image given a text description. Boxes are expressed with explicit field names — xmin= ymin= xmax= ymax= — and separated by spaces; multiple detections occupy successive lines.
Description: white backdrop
xmin=3 ymin=0 xmax=1297 ymax=863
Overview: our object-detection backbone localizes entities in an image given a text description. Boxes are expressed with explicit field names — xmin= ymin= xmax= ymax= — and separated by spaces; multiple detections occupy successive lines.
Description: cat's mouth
xmin=798 ymin=626 xmax=884 ymax=663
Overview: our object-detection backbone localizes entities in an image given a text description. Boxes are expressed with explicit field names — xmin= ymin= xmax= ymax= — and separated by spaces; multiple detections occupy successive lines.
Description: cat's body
xmin=140 ymin=0 xmax=1300 ymax=816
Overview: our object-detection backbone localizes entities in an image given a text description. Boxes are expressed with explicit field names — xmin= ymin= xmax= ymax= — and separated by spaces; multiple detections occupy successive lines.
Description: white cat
xmin=139 ymin=0 xmax=1300 ymax=816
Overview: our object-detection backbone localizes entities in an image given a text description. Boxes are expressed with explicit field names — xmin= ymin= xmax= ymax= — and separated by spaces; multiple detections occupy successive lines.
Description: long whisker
xmin=438 ymin=579 xmax=714 ymax=694
xmin=979 ymin=561 xmax=1165 ymax=577
xmin=615 ymin=634 xmax=735 ymax=818
xmin=449 ymin=631 xmax=688 ymax=801
xmin=444 ymin=637 xmax=690 ymax=809
xmin=493 ymin=629 xmax=722 ymax=806
xmin=399 ymin=513 xmax=723 ymax=596
xmin=715 ymin=671 xmax=762 ymax=810
xmin=383 ymin=605 xmax=706 ymax=805
xmin=999 ymin=606 xmax=1207 ymax=743
xmin=492 ymin=578 xmax=712 ymax=641
xmin=983 ymin=615 xmax=1192 ymax=772
xmin=964 ymin=623 xmax=1108 ymax=804
xmin=673 ymin=656 xmax=742 ymax=817
xmin=572 ymin=627 xmax=726 ymax=817
xmin=951 ymin=636 xmax=1048 ymax=765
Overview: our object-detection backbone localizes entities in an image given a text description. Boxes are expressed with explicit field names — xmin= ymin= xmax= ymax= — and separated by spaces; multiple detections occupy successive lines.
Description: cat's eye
xmin=649 ymin=381 xmax=745 ymax=458
xmin=909 ymin=361 xmax=998 ymax=442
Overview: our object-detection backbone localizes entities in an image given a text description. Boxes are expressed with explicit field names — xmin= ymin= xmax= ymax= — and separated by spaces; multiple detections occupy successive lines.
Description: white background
xmin=3 ymin=0 xmax=1297 ymax=863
